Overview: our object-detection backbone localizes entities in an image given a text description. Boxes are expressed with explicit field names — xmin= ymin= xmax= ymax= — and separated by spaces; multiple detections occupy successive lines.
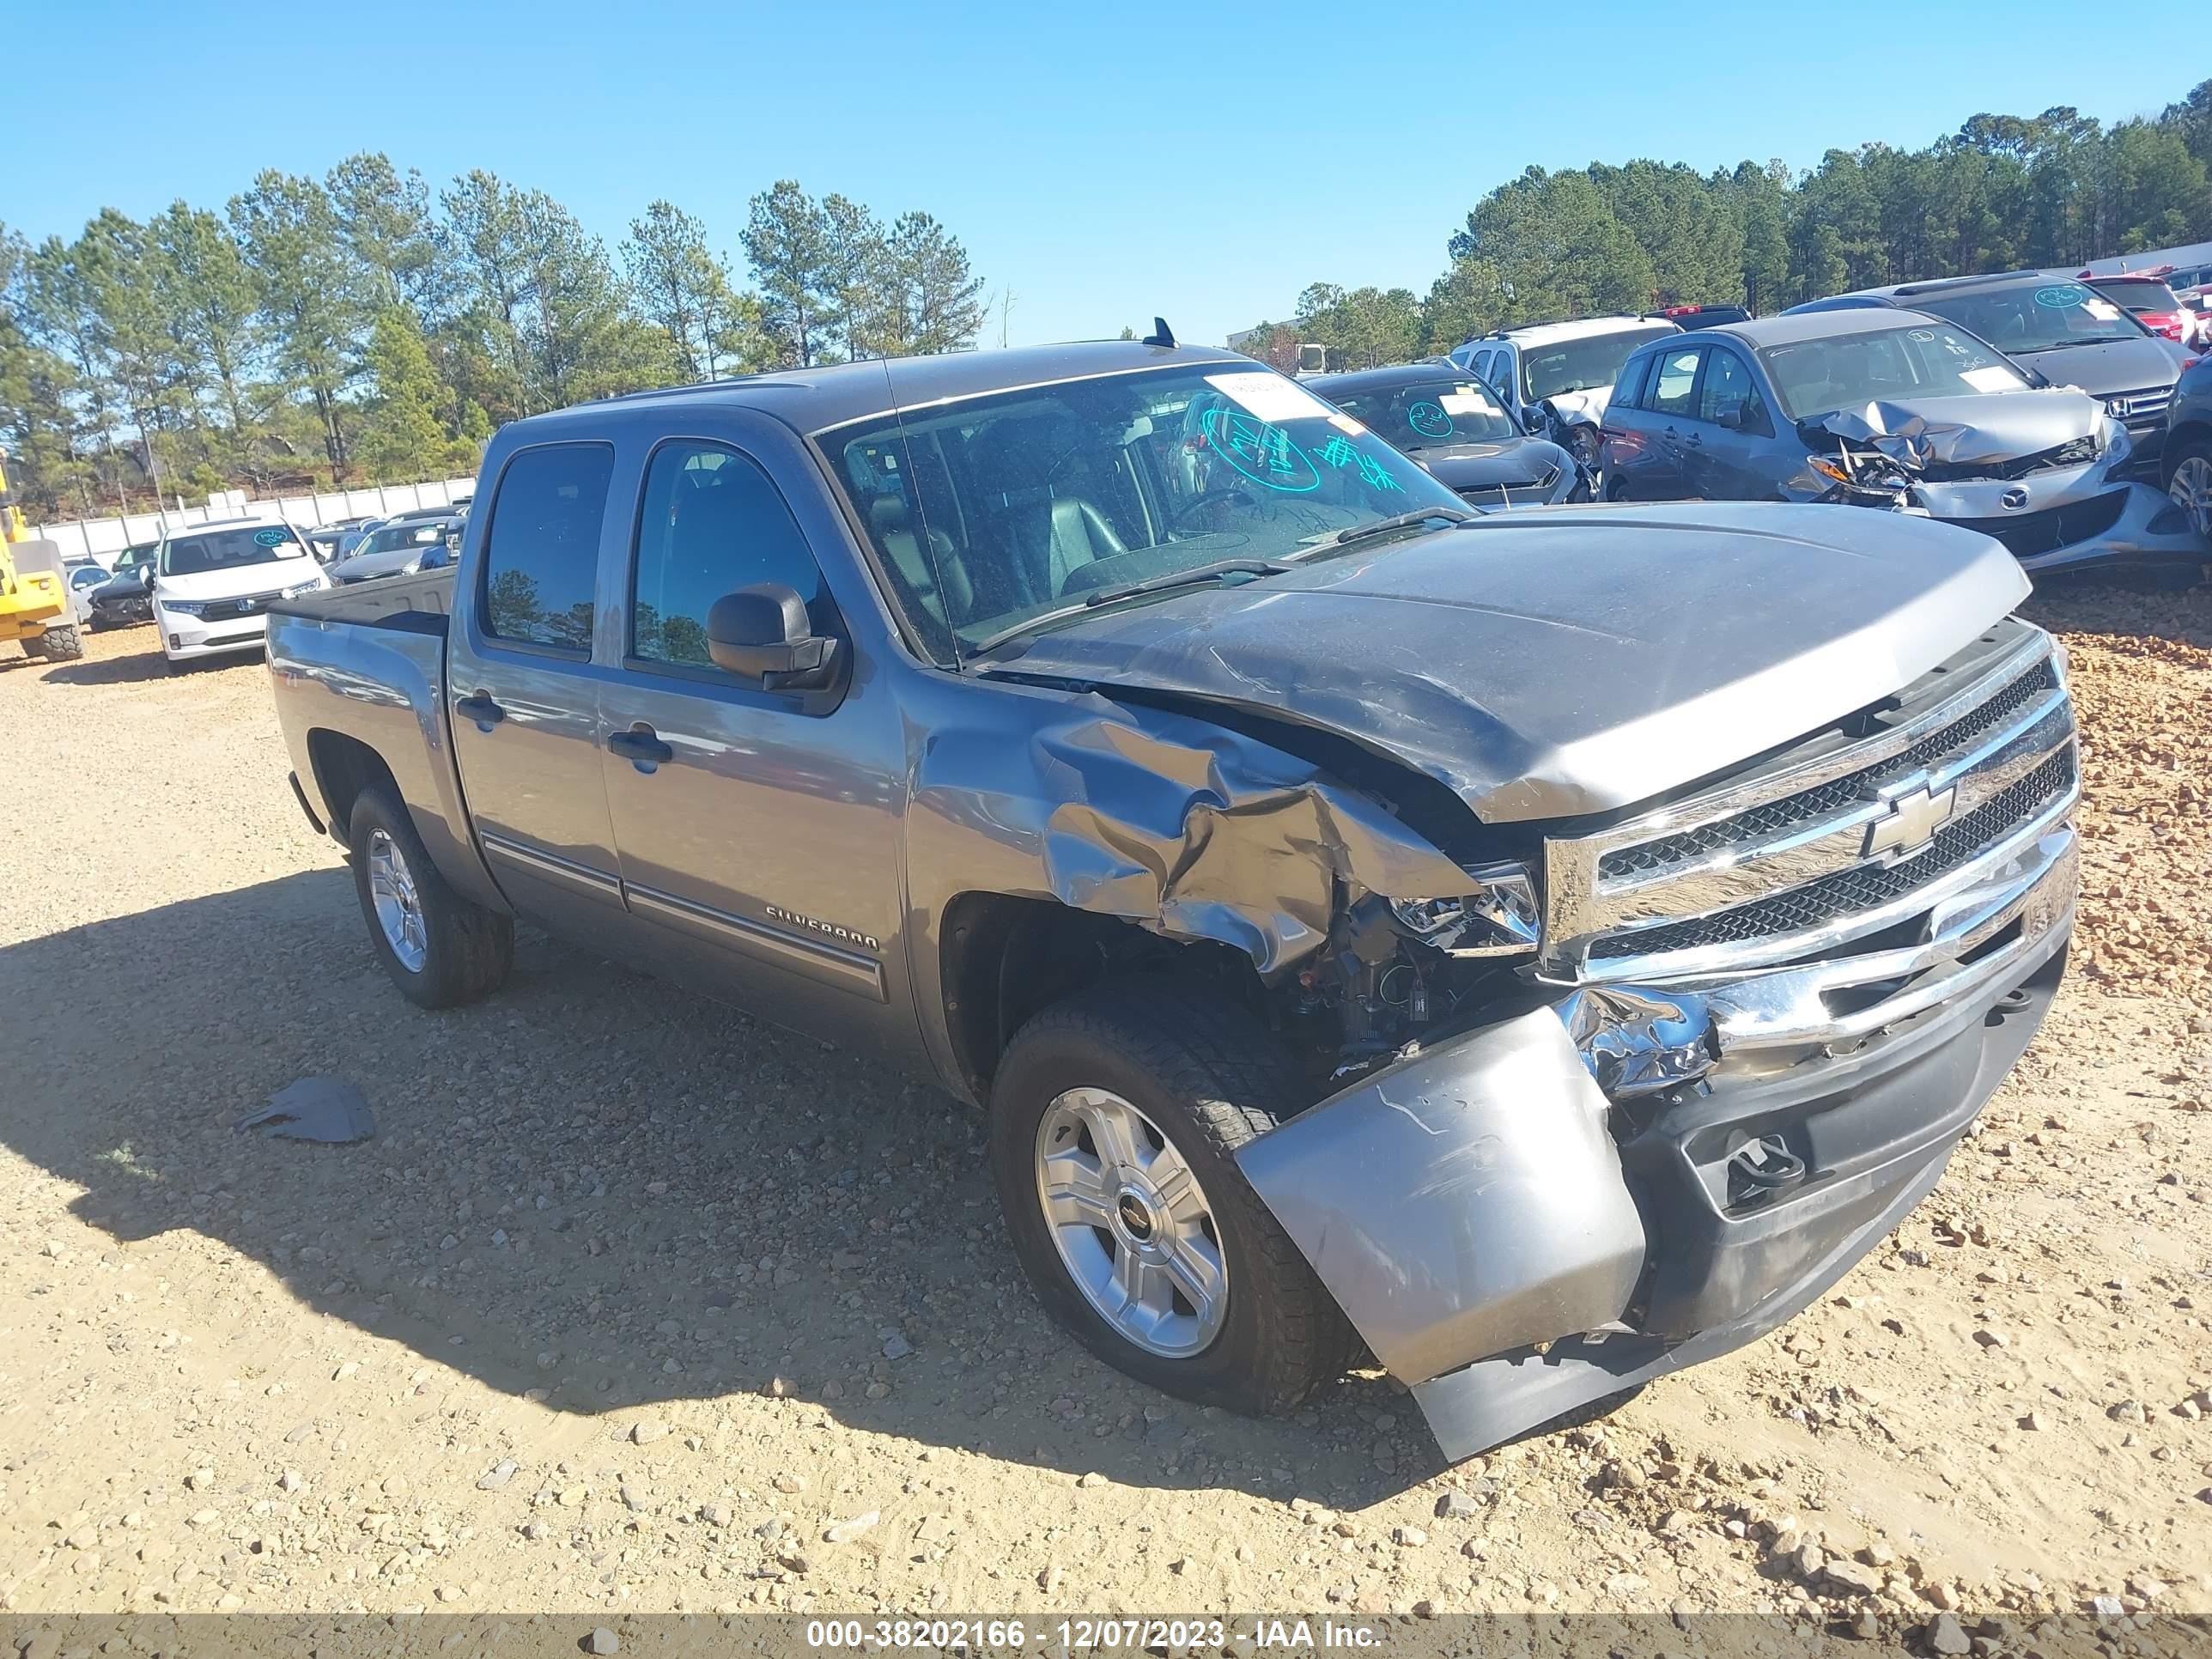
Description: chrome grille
xmin=2106 ymin=386 xmax=2172 ymax=425
xmin=1544 ymin=620 xmax=2079 ymax=982
xmin=1588 ymin=750 xmax=2071 ymax=959
xmin=1597 ymin=656 xmax=2060 ymax=882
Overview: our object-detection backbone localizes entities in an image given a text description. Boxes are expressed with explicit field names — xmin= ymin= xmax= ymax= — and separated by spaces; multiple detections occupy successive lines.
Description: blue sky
xmin=5 ymin=2 xmax=2192 ymax=349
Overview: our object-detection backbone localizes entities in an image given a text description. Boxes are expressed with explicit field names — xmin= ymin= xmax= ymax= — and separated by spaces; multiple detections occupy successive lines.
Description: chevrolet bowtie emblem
xmin=1864 ymin=781 xmax=1958 ymax=861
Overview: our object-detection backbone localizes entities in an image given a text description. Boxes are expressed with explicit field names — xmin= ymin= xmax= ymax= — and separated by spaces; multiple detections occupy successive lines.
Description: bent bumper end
xmin=1237 ymin=923 xmax=2069 ymax=1462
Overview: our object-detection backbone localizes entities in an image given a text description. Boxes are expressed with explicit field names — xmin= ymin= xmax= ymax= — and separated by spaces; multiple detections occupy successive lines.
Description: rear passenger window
xmin=481 ymin=443 xmax=614 ymax=651
xmin=1613 ymin=354 xmax=1653 ymax=411
xmin=1650 ymin=349 xmax=1703 ymax=417
xmin=629 ymin=441 xmax=837 ymax=672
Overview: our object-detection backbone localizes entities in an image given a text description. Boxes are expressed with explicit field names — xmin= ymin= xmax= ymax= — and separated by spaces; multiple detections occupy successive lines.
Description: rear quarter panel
xmin=267 ymin=575 xmax=506 ymax=911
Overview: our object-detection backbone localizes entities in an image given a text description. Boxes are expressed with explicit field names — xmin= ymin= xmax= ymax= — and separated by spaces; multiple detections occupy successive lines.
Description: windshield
xmin=159 ymin=524 xmax=307 ymax=576
xmin=356 ymin=521 xmax=453 ymax=556
xmin=821 ymin=362 xmax=1465 ymax=659
xmin=1909 ymin=281 xmax=2147 ymax=353
xmin=2090 ymin=278 xmax=2180 ymax=314
xmin=1759 ymin=323 xmax=2029 ymax=421
xmin=1521 ymin=325 xmax=1678 ymax=401
xmin=1321 ymin=375 xmax=1519 ymax=448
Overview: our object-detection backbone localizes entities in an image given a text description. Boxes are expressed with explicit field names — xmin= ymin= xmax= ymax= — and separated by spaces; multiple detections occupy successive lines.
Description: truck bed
xmin=271 ymin=567 xmax=455 ymax=633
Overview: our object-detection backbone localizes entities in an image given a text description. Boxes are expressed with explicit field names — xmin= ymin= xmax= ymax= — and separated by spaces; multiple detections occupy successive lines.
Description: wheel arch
xmin=305 ymin=728 xmax=403 ymax=846
xmin=938 ymin=892 xmax=1268 ymax=1103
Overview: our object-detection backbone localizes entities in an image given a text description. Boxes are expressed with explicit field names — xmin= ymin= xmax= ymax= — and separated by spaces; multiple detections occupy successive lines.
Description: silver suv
xmin=1448 ymin=315 xmax=1681 ymax=465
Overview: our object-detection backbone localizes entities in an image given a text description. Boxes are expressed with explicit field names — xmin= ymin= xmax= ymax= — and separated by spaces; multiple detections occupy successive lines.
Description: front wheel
xmin=38 ymin=623 xmax=83 ymax=661
xmin=2165 ymin=439 xmax=2212 ymax=539
xmin=988 ymin=979 xmax=1352 ymax=1417
xmin=348 ymin=786 xmax=513 ymax=1009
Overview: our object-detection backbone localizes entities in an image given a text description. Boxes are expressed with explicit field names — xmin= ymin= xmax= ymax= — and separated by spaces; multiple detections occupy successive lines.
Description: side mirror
xmin=1717 ymin=404 xmax=1746 ymax=430
xmin=707 ymin=582 xmax=838 ymax=690
xmin=1522 ymin=406 xmax=1549 ymax=435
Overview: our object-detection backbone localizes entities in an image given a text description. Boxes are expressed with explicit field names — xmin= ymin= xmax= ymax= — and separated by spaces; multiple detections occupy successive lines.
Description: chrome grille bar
xmin=1543 ymin=620 xmax=2077 ymax=983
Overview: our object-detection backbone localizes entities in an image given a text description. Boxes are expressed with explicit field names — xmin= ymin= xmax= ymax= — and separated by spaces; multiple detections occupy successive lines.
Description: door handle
xmin=454 ymin=691 xmax=505 ymax=726
xmin=606 ymin=724 xmax=674 ymax=767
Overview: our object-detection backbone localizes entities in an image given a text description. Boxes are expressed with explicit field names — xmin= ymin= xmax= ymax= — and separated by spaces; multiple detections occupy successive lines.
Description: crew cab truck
xmin=267 ymin=340 xmax=2080 ymax=1459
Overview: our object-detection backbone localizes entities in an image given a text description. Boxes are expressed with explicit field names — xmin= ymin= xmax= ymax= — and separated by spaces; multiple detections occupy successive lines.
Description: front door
xmin=445 ymin=441 xmax=627 ymax=933
xmin=597 ymin=436 xmax=908 ymax=1046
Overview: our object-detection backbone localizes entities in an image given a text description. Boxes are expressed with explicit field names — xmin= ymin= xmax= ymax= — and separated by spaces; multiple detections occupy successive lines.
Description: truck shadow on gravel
xmin=0 ymin=868 xmax=1423 ymax=1506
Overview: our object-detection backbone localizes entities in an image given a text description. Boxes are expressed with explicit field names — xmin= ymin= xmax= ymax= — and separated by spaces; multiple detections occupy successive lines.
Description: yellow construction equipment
xmin=0 ymin=446 xmax=83 ymax=661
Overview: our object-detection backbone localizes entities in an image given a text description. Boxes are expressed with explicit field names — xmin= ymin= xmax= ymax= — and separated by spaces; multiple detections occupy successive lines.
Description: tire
xmin=38 ymin=623 xmax=83 ymax=661
xmin=2163 ymin=437 xmax=2212 ymax=540
xmin=1564 ymin=426 xmax=1601 ymax=471
xmin=988 ymin=977 xmax=1352 ymax=1417
xmin=347 ymin=786 xmax=513 ymax=1009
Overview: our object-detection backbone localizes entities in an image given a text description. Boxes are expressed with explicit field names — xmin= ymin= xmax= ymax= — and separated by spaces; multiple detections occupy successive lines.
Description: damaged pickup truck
xmin=1602 ymin=307 xmax=2206 ymax=579
xmin=265 ymin=339 xmax=2080 ymax=1459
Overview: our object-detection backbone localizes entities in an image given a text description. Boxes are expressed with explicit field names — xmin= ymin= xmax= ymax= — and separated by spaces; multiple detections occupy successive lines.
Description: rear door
xmin=596 ymin=433 xmax=909 ymax=1045
xmin=444 ymin=441 xmax=627 ymax=933
xmin=1618 ymin=344 xmax=1704 ymax=499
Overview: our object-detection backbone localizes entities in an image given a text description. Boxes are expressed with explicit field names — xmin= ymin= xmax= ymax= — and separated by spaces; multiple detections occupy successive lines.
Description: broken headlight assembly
xmin=1391 ymin=860 xmax=1540 ymax=957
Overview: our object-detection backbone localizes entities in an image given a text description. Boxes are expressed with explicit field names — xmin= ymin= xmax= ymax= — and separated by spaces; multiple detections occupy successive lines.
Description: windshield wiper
xmin=1325 ymin=505 xmax=1477 ymax=550
xmin=967 ymin=559 xmax=1288 ymax=657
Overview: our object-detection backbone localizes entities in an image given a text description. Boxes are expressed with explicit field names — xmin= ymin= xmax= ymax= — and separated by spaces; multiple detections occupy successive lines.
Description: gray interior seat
xmin=869 ymin=494 xmax=971 ymax=627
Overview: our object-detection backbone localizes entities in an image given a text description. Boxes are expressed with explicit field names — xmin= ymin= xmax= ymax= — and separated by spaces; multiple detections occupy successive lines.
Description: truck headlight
xmin=1393 ymin=860 xmax=1540 ymax=957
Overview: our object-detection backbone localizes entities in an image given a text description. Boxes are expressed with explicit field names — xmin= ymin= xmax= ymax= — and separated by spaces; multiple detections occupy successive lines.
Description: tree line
xmin=1246 ymin=79 xmax=2212 ymax=371
xmin=0 ymin=160 xmax=987 ymax=521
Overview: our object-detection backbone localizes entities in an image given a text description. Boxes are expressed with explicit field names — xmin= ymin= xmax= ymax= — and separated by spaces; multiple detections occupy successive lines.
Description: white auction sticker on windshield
xmin=2081 ymin=298 xmax=2123 ymax=320
xmin=1960 ymin=365 xmax=2027 ymax=393
xmin=1206 ymin=373 xmax=1338 ymax=423
xmin=1441 ymin=391 xmax=1501 ymax=416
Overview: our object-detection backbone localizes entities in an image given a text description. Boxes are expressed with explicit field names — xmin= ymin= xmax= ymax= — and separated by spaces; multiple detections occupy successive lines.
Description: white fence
xmin=30 ymin=477 xmax=478 ymax=563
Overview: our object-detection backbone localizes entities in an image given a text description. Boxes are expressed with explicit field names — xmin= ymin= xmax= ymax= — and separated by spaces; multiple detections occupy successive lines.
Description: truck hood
xmin=982 ymin=502 xmax=2028 ymax=823
xmin=2015 ymin=332 xmax=2187 ymax=398
xmin=1805 ymin=388 xmax=2107 ymax=470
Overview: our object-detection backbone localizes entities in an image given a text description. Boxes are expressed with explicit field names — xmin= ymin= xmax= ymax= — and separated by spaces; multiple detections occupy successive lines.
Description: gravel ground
xmin=0 ymin=591 xmax=2207 ymax=1638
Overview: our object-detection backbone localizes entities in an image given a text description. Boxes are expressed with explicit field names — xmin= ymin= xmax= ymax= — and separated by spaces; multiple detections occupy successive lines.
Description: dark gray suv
xmin=1601 ymin=308 xmax=2205 ymax=577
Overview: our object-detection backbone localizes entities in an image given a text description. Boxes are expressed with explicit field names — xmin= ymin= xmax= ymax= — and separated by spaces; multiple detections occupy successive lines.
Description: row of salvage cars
xmin=1355 ymin=269 xmax=2212 ymax=585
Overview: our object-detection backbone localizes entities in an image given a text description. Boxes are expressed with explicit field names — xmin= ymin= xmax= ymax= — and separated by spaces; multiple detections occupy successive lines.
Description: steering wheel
xmin=1169 ymin=488 xmax=1255 ymax=533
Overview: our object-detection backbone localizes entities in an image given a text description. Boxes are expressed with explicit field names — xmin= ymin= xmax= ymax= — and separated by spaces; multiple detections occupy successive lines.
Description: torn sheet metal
xmin=1234 ymin=1006 xmax=1648 ymax=1387
xmin=1810 ymin=389 xmax=2106 ymax=471
xmin=238 ymin=1077 xmax=376 ymax=1143
xmin=1553 ymin=984 xmax=1717 ymax=1097
xmin=981 ymin=503 xmax=2026 ymax=822
xmin=917 ymin=693 xmax=1479 ymax=978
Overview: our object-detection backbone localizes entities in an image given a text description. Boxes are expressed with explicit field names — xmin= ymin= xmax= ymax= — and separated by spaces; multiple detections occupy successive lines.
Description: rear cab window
xmin=479 ymin=443 xmax=616 ymax=651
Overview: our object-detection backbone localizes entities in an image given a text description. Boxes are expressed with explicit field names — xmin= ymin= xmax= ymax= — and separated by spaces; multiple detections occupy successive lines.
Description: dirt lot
xmin=0 ymin=589 xmax=2207 ymax=1637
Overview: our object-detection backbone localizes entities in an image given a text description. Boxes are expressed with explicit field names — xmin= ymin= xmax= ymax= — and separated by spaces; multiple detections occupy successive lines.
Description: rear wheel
xmin=988 ymin=978 xmax=1352 ymax=1417
xmin=37 ymin=623 xmax=82 ymax=661
xmin=347 ymin=786 xmax=513 ymax=1009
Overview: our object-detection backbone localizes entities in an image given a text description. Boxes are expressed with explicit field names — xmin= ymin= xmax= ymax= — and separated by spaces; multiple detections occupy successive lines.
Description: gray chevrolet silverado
xmin=266 ymin=340 xmax=2080 ymax=1459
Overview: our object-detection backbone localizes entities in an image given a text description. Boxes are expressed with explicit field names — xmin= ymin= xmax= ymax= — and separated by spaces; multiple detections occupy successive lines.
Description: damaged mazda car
xmin=266 ymin=337 xmax=2081 ymax=1460
xmin=1602 ymin=307 xmax=2207 ymax=578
